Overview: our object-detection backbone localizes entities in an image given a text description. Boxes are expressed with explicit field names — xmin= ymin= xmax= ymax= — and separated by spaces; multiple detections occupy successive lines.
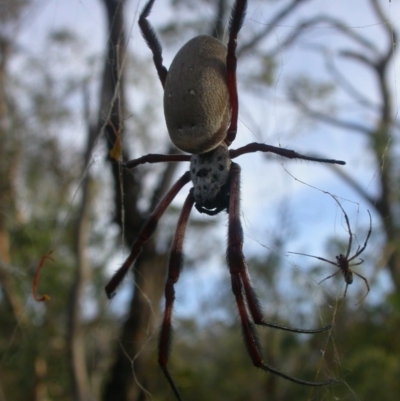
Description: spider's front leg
xmin=139 ymin=0 xmax=168 ymax=86
xmin=124 ymin=153 xmax=190 ymax=169
xmin=230 ymin=143 xmax=346 ymax=165
xmin=227 ymin=163 xmax=333 ymax=386
xmin=158 ymin=190 xmax=195 ymax=401
xmin=225 ymin=0 xmax=247 ymax=146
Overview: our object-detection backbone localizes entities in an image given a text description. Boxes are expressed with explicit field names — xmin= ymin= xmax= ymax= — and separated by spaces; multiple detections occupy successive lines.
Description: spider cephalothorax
xmin=105 ymin=1 xmax=347 ymax=400
xmin=336 ymin=254 xmax=354 ymax=284
xmin=190 ymin=143 xmax=231 ymax=215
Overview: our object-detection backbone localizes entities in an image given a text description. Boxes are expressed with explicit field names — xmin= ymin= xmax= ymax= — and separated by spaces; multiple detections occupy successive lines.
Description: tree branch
xmin=330 ymin=165 xmax=377 ymax=207
xmin=268 ymin=14 xmax=378 ymax=59
xmin=288 ymin=87 xmax=372 ymax=136
xmin=237 ymin=0 xmax=311 ymax=57
xmin=66 ymin=86 xmax=98 ymax=401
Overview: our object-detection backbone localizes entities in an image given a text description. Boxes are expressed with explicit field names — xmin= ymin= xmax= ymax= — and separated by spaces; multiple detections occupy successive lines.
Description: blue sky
xmin=12 ymin=0 xmax=400 ymax=316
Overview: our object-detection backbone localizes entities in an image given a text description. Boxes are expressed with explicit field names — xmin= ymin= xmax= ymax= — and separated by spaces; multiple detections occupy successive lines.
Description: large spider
xmin=105 ymin=0 xmax=345 ymax=399
xmin=290 ymin=196 xmax=371 ymax=303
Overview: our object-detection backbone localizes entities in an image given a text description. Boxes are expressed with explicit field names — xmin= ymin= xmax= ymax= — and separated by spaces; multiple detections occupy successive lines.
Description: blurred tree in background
xmin=0 ymin=1 xmax=399 ymax=401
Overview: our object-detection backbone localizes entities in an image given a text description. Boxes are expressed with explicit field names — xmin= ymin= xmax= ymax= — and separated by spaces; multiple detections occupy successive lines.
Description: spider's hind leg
xmin=227 ymin=163 xmax=332 ymax=386
xmin=240 ymin=269 xmax=331 ymax=333
xmin=158 ymin=190 xmax=195 ymax=401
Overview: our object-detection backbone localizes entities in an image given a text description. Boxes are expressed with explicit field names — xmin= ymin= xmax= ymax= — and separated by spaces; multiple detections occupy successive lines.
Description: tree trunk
xmin=0 ymin=31 xmax=25 ymax=324
xmin=99 ymin=1 xmax=175 ymax=399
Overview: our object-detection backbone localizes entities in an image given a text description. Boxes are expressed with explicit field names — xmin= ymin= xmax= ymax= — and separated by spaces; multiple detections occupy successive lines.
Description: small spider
xmin=290 ymin=196 xmax=371 ymax=303
xmin=105 ymin=0 xmax=345 ymax=399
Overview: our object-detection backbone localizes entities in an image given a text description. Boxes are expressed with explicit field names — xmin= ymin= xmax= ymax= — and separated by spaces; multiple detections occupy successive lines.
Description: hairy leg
xmin=105 ymin=171 xmax=191 ymax=297
xmin=227 ymin=163 xmax=332 ymax=386
xmin=139 ymin=0 xmax=168 ymax=86
xmin=158 ymin=190 xmax=195 ymax=401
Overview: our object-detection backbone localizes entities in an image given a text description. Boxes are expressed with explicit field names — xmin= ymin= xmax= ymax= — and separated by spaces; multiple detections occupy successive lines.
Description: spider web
xmin=0 ymin=1 xmax=398 ymax=400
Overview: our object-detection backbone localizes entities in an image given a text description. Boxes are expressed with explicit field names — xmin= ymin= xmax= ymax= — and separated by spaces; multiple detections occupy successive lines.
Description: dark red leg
xmin=158 ymin=190 xmax=195 ymax=401
xmin=239 ymin=268 xmax=331 ymax=333
xmin=225 ymin=0 xmax=247 ymax=146
xmin=227 ymin=162 xmax=333 ymax=386
xmin=139 ymin=0 xmax=168 ymax=87
xmin=124 ymin=153 xmax=190 ymax=169
xmin=230 ymin=142 xmax=346 ymax=165
xmin=105 ymin=171 xmax=191 ymax=298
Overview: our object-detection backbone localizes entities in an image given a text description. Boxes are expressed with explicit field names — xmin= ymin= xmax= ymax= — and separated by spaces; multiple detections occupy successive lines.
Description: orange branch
xmin=32 ymin=251 xmax=54 ymax=302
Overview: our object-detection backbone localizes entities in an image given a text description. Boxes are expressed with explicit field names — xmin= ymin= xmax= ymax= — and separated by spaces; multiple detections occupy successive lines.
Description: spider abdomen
xmin=190 ymin=143 xmax=231 ymax=212
xmin=164 ymin=35 xmax=231 ymax=154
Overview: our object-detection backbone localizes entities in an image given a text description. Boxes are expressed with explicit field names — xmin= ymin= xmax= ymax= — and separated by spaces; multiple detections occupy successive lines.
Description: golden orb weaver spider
xmin=105 ymin=0 xmax=345 ymax=399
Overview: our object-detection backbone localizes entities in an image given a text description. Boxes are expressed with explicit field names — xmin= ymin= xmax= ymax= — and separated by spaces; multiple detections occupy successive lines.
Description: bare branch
xmin=370 ymin=0 xmax=396 ymax=64
xmin=324 ymin=50 xmax=378 ymax=110
xmin=268 ymin=15 xmax=378 ymax=59
xmin=237 ymin=0 xmax=311 ymax=57
xmin=66 ymin=85 xmax=98 ymax=401
xmin=340 ymin=50 xmax=374 ymax=68
xmin=289 ymin=88 xmax=372 ymax=135
xmin=329 ymin=165 xmax=377 ymax=207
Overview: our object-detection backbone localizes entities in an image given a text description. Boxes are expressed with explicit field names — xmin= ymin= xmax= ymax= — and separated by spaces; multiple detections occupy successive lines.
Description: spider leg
xmin=289 ymin=252 xmax=338 ymax=267
xmin=158 ymin=190 xmax=195 ymax=401
xmin=352 ymin=271 xmax=370 ymax=305
xmin=227 ymin=162 xmax=332 ymax=386
xmin=240 ymin=268 xmax=331 ymax=333
xmin=348 ymin=210 xmax=372 ymax=262
xmin=105 ymin=171 xmax=191 ymax=298
xmin=350 ymin=258 xmax=364 ymax=267
xmin=230 ymin=143 xmax=346 ymax=165
xmin=139 ymin=0 xmax=168 ymax=87
xmin=225 ymin=0 xmax=247 ymax=146
xmin=343 ymin=283 xmax=350 ymax=298
xmin=124 ymin=154 xmax=190 ymax=169
xmin=318 ymin=269 xmax=342 ymax=285
xmin=330 ymin=196 xmax=353 ymax=259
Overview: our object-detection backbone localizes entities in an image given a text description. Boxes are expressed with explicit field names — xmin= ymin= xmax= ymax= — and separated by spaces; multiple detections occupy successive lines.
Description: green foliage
xmin=247 ymin=54 xmax=277 ymax=87
xmin=0 ymin=15 xmax=110 ymax=401
xmin=290 ymin=75 xmax=335 ymax=99
xmin=1 ymin=1 xmax=400 ymax=401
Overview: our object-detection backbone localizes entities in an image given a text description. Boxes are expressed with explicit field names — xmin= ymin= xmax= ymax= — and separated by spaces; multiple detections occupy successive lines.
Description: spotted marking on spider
xmin=190 ymin=143 xmax=231 ymax=214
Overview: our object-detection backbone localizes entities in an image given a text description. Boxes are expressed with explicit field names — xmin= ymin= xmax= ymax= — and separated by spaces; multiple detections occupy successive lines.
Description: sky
xmin=10 ymin=0 xmax=400 ymax=316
